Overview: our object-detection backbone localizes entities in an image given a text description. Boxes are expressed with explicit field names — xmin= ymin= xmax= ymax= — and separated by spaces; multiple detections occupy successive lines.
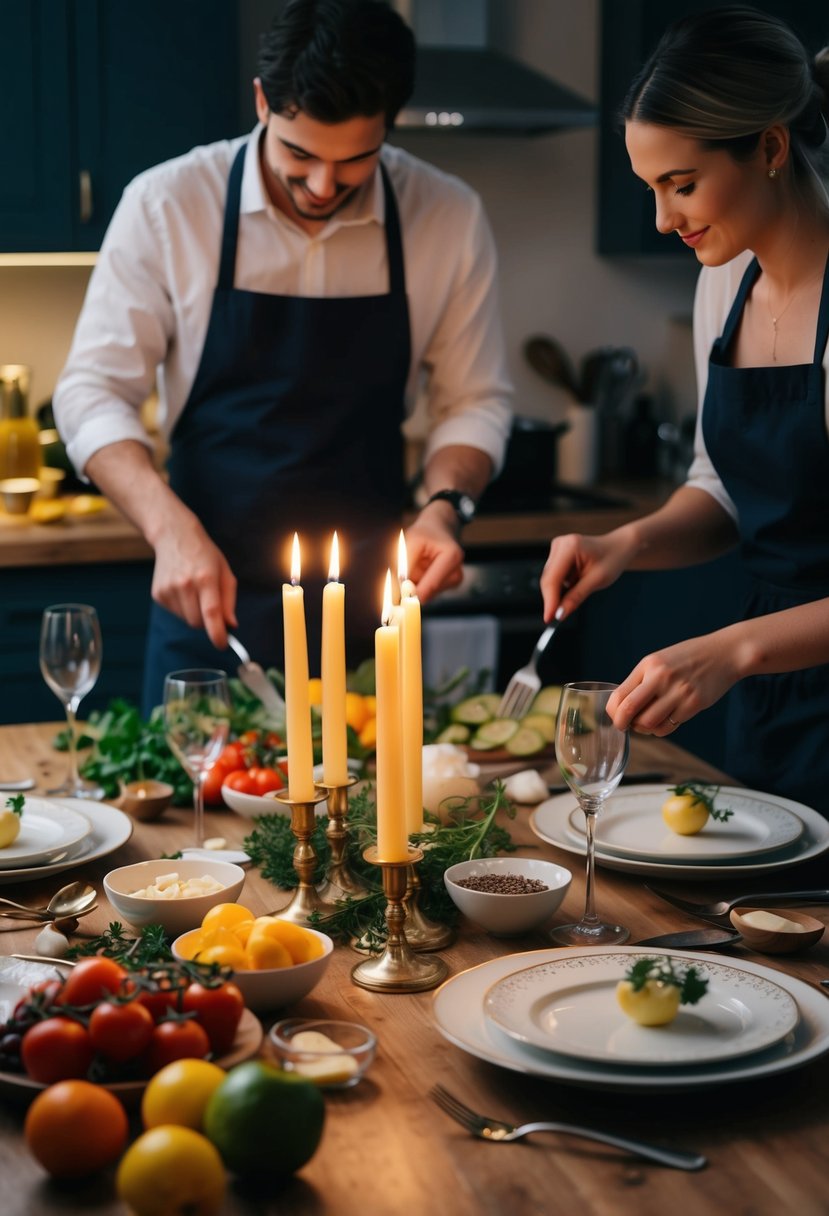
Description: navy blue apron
xmin=702 ymin=252 xmax=829 ymax=813
xmin=142 ymin=145 xmax=410 ymax=713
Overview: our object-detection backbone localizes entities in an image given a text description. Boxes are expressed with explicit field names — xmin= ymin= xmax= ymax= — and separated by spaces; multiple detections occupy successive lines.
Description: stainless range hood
xmin=394 ymin=1 xmax=596 ymax=134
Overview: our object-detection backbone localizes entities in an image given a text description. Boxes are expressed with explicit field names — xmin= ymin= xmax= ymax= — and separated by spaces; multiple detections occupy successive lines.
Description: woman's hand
xmin=606 ymin=631 xmax=743 ymax=736
xmin=540 ymin=530 xmax=636 ymax=622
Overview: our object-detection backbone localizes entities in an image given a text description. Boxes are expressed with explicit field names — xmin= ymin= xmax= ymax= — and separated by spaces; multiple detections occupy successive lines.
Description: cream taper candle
xmin=375 ymin=569 xmax=407 ymax=861
xmin=398 ymin=532 xmax=424 ymax=834
xmin=282 ymin=533 xmax=316 ymax=802
xmin=322 ymin=531 xmax=348 ymax=786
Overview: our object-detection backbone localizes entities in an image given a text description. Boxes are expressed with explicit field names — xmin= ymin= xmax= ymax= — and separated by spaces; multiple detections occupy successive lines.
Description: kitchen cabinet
xmin=1 ymin=0 xmax=240 ymax=253
xmin=598 ymin=0 xmax=827 ymax=256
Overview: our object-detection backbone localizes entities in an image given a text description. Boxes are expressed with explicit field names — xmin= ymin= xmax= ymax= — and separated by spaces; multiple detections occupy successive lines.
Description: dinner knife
xmin=633 ymin=928 xmax=742 ymax=950
xmin=547 ymin=771 xmax=667 ymax=794
xmin=227 ymin=634 xmax=285 ymax=717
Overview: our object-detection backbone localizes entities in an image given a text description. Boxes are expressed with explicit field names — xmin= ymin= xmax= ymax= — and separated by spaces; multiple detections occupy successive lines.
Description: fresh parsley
xmin=66 ymin=922 xmax=173 ymax=966
xmin=4 ymin=794 xmax=24 ymax=817
xmin=624 ymin=957 xmax=709 ymax=1005
xmin=668 ymin=781 xmax=733 ymax=823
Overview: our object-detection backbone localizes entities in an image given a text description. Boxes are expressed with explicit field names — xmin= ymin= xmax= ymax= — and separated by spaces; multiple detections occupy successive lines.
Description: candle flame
xmin=328 ymin=531 xmax=340 ymax=582
xmin=291 ymin=532 xmax=301 ymax=585
xmin=382 ymin=569 xmax=393 ymax=626
xmin=397 ymin=529 xmax=408 ymax=583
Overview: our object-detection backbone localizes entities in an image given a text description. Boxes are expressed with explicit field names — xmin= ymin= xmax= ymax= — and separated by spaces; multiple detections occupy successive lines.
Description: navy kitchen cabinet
xmin=1 ymin=0 xmax=240 ymax=252
xmin=598 ymin=0 xmax=829 ymax=255
xmin=0 ymin=563 xmax=153 ymax=724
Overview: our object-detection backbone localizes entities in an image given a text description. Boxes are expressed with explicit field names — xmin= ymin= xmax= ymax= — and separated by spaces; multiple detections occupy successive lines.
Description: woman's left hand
xmin=606 ymin=632 xmax=742 ymax=736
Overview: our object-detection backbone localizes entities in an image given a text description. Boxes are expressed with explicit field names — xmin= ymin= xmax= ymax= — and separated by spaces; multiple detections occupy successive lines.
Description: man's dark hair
xmin=258 ymin=0 xmax=415 ymax=128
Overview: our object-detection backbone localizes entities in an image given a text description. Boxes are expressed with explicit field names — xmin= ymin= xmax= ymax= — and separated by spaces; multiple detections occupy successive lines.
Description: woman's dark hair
xmin=621 ymin=6 xmax=829 ymax=211
xmin=257 ymin=0 xmax=415 ymax=129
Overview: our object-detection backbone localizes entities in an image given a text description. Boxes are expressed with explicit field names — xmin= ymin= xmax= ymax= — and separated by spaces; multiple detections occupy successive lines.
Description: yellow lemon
xmin=201 ymin=903 xmax=255 ymax=934
xmin=174 ymin=929 xmax=205 ymax=960
xmin=261 ymin=918 xmax=324 ymax=965
xmin=616 ymin=979 xmax=681 ymax=1026
xmin=362 ymin=695 xmax=377 ymax=715
xmin=30 ymin=499 xmax=67 ymax=525
xmin=344 ymin=692 xmax=369 ymax=733
xmin=67 ymin=494 xmax=107 ymax=516
xmin=245 ymin=934 xmax=293 ymax=970
xmin=196 ymin=940 xmax=249 ymax=969
xmin=358 ymin=717 xmax=377 ymax=749
xmin=307 ymin=677 xmax=323 ymax=707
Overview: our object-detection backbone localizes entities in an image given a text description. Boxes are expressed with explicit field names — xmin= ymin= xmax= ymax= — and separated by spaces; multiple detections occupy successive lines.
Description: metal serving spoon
xmin=0 ymin=881 xmax=97 ymax=922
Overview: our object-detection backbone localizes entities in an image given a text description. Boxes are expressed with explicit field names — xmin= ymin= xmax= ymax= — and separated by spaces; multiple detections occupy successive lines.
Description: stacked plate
xmin=433 ymin=946 xmax=829 ymax=1092
xmin=0 ymin=797 xmax=132 ymax=885
xmin=529 ymin=784 xmax=829 ymax=880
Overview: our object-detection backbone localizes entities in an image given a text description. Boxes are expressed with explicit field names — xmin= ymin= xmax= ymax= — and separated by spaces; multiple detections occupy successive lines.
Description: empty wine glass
xmin=163 ymin=669 xmax=231 ymax=848
xmin=39 ymin=603 xmax=104 ymax=799
xmin=551 ymin=681 xmax=630 ymax=946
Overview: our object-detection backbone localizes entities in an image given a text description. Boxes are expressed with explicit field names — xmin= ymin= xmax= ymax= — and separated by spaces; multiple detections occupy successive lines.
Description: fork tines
xmin=497 ymin=678 xmax=539 ymax=720
xmin=429 ymin=1084 xmax=479 ymax=1131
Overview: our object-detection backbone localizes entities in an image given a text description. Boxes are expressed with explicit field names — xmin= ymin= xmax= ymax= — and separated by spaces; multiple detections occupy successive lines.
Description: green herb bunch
xmin=5 ymin=795 xmax=24 ymax=817
xmin=668 ymin=782 xmax=733 ymax=822
xmin=66 ymin=922 xmax=173 ymax=966
xmin=624 ymin=957 xmax=709 ymax=1005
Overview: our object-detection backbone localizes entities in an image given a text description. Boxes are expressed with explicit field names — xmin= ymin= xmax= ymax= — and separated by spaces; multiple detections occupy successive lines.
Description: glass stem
xmin=64 ymin=701 xmax=80 ymax=790
xmin=194 ymin=769 xmax=206 ymax=849
xmin=580 ymin=799 xmax=602 ymax=925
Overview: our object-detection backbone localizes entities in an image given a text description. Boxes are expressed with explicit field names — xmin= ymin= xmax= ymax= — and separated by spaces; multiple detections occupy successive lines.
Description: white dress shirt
xmin=54 ymin=126 xmax=513 ymax=479
xmin=687 ymin=248 xmax=829 ymax=522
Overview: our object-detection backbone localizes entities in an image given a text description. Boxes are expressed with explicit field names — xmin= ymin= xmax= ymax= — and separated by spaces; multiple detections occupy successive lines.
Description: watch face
xmin=458 ymin=494 xmax=475 ymax=521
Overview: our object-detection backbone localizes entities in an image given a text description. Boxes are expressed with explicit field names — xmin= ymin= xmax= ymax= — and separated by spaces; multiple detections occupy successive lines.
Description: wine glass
xmin=551 ymin=681 xmax=630 ymax=946
xmin=163 ymin=669 xmax=231 ymax=849
xmin=39 ymin=603 xmax=104 ymax=799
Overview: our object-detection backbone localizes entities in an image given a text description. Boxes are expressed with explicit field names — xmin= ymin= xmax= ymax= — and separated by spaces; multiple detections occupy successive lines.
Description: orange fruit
xmin=25 ymin=1080 xmax=129 ymax=1178
xmin=201 ymin=903 xmax=255 ymax=934
xmin=307 ymin=677 xmax=323 ymax=706
xmin=358 ymin=717 xmax=377 ymax=749
xmin=344 ymin=692 xmax=369 ymax=732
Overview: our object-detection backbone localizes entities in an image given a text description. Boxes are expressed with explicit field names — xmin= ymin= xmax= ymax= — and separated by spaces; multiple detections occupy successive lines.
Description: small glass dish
xmin=268 ymin=1018 xmax=376 ymax=1089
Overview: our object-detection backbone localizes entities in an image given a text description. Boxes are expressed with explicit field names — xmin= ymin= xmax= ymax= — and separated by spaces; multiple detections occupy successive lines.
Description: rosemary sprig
xmin=66 ymin=922 xmax=173 ymax=965
xmin=668 ymin=782 xmax=733 ymax=823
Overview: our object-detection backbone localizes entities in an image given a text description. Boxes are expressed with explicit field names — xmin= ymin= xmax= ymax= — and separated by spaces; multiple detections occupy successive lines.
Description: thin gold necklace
xmin=766 ymin=269 xmax=823 ymax=361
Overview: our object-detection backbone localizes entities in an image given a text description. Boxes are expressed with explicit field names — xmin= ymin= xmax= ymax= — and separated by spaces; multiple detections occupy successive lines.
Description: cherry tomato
xmin=239 ymin=730 xmax=261 ymax=746
xmin=224 ymin=769 xmax=258 ymax=795
xmin=89 ymin=999 xmax=155 ymax=1062
xmin=248 ymin=766 xmax=284 ymax=795
xmin=21 ymin=1017 xmax=94 ymax=1084
xmin=181 ymin=981 xmax=244 ymax=1055
xmin=203 ymin=760 xmax=234 ymax=806
xmin=13 ymin=978 xmax=63 ymax=1020
xmin=145 ymin=1019 xmax=210 ymax=1073
xmin=219 ymin=742 xmax=248 ymax=770
xmin=58 ymin=957 xmax=128 ymax=1007
xmin=136 ymin=973 xmax=188 ymax=1023
xmin=265 ymin=731 xmax=284 ymax=749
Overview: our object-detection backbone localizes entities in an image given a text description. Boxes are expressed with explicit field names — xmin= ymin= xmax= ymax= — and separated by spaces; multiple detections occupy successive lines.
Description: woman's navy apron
xmin=702 ymin=252 xmax=829 ymax=813
xmin=142 ymin=146 xmax=410 ymax=713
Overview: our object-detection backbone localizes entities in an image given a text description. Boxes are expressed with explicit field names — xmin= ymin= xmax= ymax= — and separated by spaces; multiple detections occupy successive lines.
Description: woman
xmin=541 ymin=6 xmax=829 ymax=809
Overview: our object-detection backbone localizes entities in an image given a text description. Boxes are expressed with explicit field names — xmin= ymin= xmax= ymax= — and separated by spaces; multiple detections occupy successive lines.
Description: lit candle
xmin=322 ymin=531 xmax=348 ymax=786
xmin=282 ymin=533 xmax=316 ymax=802
xmin=398 ymin=533 xmax=424 ymax=835
xmin=375 ymin=569 xmax=407 ymax=861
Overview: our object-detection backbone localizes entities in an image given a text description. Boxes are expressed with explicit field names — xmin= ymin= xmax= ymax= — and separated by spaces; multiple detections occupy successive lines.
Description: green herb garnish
xmin=4 ymin=794 xmax=24 ymax=817
xmin=66 ymin=922 xmax=173 ymax=965
xmin=624 ymin=957 xmax=709 ymax=1005
xmin=668 ymin=781 xmax=733 ymax=823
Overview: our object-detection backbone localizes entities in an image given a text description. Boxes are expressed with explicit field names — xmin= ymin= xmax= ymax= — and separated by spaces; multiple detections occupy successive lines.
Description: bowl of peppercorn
xmin=443 ymin=856 xmax=572 ymax=937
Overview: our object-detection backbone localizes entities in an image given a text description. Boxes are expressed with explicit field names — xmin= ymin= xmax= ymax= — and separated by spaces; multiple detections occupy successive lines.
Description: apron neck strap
xmin=379 ymin=161 xmax=405 ymax=297
xmin=218 ymin=145 xmax=246 ymax=291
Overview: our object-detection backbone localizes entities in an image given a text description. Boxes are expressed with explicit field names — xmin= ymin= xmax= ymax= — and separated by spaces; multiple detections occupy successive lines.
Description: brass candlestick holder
xmin=315 ymin=775 xmax=373 ymax=903
xmin=403 ymin=855 xmax=454 ymax=951
xmin=351 ymin=846 xmax=448 ymax=993
xmin=271 ymin=787 xmax=331 ymax=924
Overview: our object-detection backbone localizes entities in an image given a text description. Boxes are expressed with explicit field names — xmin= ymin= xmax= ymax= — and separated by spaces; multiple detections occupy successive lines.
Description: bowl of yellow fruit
xmin=172 ymin=903 xmax=334 ymax=1012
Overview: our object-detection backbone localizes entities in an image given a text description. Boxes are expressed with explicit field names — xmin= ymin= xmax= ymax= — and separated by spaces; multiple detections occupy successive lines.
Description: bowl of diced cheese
xmin=103 ymin=858 xmax=246 ymax=935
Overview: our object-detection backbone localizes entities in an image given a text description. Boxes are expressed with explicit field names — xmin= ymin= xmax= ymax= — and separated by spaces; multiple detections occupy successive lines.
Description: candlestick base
xmin=351 ymin=846 xmax=448 ymax=993
xmin=314 ymin=776 xmax=373 ymax=903
xmin=270 ymin=789 xmax=331 ymax=925
xmin=403 ymin=861 xmax=455 ymax=951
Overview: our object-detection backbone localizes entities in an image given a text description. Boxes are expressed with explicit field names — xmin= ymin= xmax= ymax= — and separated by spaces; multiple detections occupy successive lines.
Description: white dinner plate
xmin=433 ymin=946 xmax=829 ymax=1092
xmin=0 ymin=798 xmax=91 ymax=869
xmin=0 ymin=798 xmax=133 ymax=885
xmin=482 ymin=952 xmax=799 ymax=1066
xmin=565 ymin=787 xmax=804 ymax=862
xmin=531 ymin=785 xmax=829 ymax=880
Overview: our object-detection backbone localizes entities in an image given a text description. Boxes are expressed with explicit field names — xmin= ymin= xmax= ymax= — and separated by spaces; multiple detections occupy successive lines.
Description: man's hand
xmin=405 ymin=501 xmax=464 ymax=602
xmin=151 ymin=519 xmax=237 ymax=649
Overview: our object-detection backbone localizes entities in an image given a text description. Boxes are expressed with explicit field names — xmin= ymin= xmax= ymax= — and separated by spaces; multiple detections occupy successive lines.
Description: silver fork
xmin=497 ymin=622 xmax=559 ymax=719
xmin=429 ymin=1085 xmax=706 ymax=1171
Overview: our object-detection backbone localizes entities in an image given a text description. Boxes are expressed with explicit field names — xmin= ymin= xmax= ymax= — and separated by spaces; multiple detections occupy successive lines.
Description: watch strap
xmin=424 ymin=489 xmax=476 ymax=525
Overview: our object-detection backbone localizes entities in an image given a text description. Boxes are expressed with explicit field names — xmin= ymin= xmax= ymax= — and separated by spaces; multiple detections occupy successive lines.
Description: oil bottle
xmin=0 ymin=365 xmax=41 ymax=481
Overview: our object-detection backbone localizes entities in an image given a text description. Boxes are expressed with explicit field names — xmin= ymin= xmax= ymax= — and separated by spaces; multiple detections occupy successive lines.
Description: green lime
xmin=203 ymin=1061 xmax=325 ymax=1178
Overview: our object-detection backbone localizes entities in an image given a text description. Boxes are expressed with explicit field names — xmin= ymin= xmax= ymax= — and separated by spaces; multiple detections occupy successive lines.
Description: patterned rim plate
xmin=432 ymin=946 xmax=829 ymax=1093
xmin=565 ymin=787 xmax=803 ymax=861
xmin=483 ymin=952 xmax=799 ymax=1066
xmin=0 ymin=798 xmax=132 ymax=885
xmin=0 ymin=798 xmax=91 ymax=869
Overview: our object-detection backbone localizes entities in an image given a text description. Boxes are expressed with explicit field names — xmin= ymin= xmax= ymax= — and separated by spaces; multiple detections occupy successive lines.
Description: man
xmin=54 ymin=0 xmax=512 ymax=712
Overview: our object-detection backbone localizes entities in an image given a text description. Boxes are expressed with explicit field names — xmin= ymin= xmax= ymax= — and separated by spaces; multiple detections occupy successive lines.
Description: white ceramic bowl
xmin=221 ymin=784 xmax=292 ymax=819
xmin=172 ymin=924 xmax=334 ymax=1013
xmin=444 ymin=856 xmax=572 ymax=936
xmin=103 ymin=858 xmax=245 ymax=935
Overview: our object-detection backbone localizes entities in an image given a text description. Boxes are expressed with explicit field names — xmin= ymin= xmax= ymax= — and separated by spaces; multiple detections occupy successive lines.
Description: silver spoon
xmin=0 ymin=778 xmax=36 ymax=792
xmin=0 ymin=881 xmax=97 ymax=922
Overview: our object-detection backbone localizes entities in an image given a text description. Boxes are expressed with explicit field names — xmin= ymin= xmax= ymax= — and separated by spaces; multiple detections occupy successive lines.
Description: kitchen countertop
xmin=0 ymin=481 xmax=674 ymax=570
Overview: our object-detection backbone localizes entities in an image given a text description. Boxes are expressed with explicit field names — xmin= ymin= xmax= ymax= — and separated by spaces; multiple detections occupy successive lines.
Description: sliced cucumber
xmin=519 ymin=712 xmax=555 ymax=743
xmin=473 ymin=718 xmax=520 ymax=746
xmin=504 ymin=725 xmax=547 ymax=756
xmin=435 ymin=723 xmax=471 ymax=745
xmin=450 ymin=692 xmax=501 ymax=726
xmin=531 ymin=685 xmax=563 ymax=716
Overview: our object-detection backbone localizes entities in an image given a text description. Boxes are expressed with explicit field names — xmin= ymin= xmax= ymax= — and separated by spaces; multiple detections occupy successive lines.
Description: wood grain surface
xmin=0 ymin=724 xmax=827 ymax=1216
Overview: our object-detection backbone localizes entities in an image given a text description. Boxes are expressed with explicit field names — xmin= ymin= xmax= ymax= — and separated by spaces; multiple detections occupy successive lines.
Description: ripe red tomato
xmin=219 ymin=742 xmax=247 ymax=770
xmin=239 ymin=730 xmax=261 ymax=746
xmin=21 ymin=1017 xmax=94 ymax=1084
xmin=89 ymin=999 xmax=155 ymax=1062
xmin=248 ymin=766 xmax=284 ymax=795
xmin=203 ymin=760 xmax=233 ymax=806
xmin=145 ymin=1019 xmax=210 ymax=1073
xmin=136 ymin=973 xmax=188 ymax=1023
xmin=181 ymin=981 xmax=245 ymax=1055
xmin=224 ymin=769 xmax=258 ymax=795
xmin=58 ymin=957 xmax=128 ymax=1007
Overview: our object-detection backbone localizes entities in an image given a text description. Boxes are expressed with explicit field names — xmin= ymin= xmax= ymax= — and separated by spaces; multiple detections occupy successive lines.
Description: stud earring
xmin=768 ymin=167 xmax=778 ymax=179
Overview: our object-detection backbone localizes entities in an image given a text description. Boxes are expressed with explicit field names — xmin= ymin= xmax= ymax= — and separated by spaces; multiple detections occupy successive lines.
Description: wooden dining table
xmin=0 ymin=722 xmax=827 ymax=1216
